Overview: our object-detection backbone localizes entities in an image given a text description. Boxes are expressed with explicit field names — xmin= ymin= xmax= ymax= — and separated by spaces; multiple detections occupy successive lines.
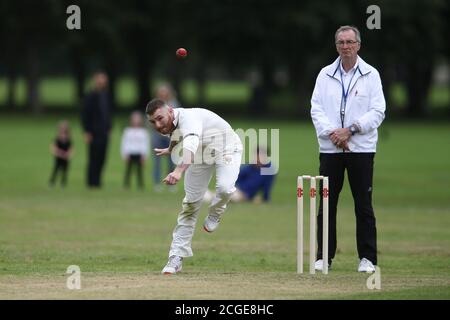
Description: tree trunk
xmin=72 ymin=54 xmax=85 ymax=105
xmin=195 ymin=61 xmax=206 ymax=107
xmin=289 ymin=59 xmax=310 ymax=118
xmin=404 ymin=62 xmax=433 ymax=117
xmin=248 ymin=84 xmax=267 ymax=117
xmin=106 ymin=61 xmax=117 ymax=111
xmin=254 ymin=60 xmax=274 ymax=116
xmin=136 ymin=50 xmax=151 ymax=110
xmin=6 ymin=64 xmax=17 ymax=110
xmin=378 ymin=62 xmax=394 ymax=114
xmin=248 ymin=60 xmax=274 ymax=117
xmin=27 ymin=48 xmax=41 ymax=114
xmin=169 ymin=60 xmax=185 ymax=106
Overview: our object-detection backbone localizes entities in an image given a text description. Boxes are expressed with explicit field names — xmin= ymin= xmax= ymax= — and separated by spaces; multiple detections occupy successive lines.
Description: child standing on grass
xmin=121 ymin=111 xmax=149 ymax=189
xmin=49 ymin=120 xmax=74 ymax=188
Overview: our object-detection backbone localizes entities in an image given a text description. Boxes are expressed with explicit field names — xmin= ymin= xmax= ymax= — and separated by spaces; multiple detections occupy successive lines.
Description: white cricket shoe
xmin=314 ymin=259 xmax=331 ymax=271
xmin=161 ymin=255 xmax=183 ymax=275
xmin=203 ymin=214 xmax=221 ymax=233
xmin=358 ymin=258 xmax=376 ymax=273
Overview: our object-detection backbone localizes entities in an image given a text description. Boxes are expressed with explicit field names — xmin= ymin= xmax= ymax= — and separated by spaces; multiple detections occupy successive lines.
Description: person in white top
xmin=310 ymin=26 xmax=386 ymax=273
xmin=145 ymin=98 xmax=243 ymax=274
xmin=120 ymin=111 xmax=149 ymax=189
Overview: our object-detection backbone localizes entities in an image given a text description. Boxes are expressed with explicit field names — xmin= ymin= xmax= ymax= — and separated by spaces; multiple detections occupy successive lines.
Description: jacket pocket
xmin=353 ymin=89 xmax=369 ymax=108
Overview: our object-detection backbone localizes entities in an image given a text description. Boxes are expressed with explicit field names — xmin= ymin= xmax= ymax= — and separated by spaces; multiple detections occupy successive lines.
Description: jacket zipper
xmin=339 ymin=71 xmax=360 ymax=153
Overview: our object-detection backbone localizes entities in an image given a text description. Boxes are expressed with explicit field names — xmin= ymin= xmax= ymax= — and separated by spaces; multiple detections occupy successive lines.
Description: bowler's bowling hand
xmin=163 ymin=171 xmax=181 ymax=185
xmin=154 ymin=148 xmax=170 ymax=156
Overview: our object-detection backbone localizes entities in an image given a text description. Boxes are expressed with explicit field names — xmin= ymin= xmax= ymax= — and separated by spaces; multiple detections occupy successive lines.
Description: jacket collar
xmin=327 ymin=55 xmax=371 ymax=79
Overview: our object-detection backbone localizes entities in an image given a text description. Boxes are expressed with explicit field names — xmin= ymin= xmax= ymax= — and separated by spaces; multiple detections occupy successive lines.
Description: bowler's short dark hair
xmin=145 ymin=98 xmax=167 ymax=116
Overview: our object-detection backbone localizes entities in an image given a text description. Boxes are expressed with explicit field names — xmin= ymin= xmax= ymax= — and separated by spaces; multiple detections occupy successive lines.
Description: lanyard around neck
xmin=339 ymin=62 xmax=358 ymax=128
xmin=339 ymin=65 xmax=357 ymax=102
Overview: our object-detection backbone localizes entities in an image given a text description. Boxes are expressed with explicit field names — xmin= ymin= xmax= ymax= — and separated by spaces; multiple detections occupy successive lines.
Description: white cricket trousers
xmin=168 ymin=150 xmax=242 ymax=258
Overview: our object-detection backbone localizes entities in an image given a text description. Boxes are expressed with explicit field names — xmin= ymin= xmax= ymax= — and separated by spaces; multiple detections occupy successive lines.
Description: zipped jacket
xmin=311 ymin=56 xmax=386 ymax=153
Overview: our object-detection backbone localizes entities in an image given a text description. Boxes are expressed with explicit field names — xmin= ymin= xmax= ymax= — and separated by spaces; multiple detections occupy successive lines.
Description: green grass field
xmin=0 ymin=115 xmax=449 ymax=299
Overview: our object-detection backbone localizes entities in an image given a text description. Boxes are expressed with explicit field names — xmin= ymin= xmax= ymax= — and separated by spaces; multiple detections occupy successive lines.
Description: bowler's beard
xmin=159 ymin=122 xmax=174 ymax=135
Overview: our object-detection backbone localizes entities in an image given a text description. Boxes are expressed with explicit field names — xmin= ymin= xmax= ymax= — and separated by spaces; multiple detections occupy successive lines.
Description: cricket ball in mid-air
xmin=176 ymin=48 xmax=188 ymax=59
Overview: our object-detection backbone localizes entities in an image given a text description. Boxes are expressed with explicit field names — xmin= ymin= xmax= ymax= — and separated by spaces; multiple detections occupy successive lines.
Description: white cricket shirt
xmin=170 ymin=108 xmax=242 ymax=156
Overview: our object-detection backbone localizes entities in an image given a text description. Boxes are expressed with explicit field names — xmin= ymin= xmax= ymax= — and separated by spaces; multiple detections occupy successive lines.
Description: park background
xmin=0 ymin=0 xmax=449 ymax=299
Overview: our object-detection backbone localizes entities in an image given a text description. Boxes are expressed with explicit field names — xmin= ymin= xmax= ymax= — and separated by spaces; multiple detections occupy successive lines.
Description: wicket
xmin=297 ymin=175 xmax=329 ymax=274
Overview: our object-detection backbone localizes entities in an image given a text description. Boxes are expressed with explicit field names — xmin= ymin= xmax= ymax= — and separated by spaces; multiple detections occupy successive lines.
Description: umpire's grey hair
xmin=335 ymin=25 xmax=361 ymax=43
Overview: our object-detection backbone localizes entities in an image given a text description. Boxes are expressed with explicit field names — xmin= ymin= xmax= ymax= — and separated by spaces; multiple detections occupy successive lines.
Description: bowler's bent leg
xmin=207 ymin=151 xmax=242 ymax=220
xmin=168 ymin=198 xmax=203 ymax=258
xmin=168 ymin=164 xmax=213 ymax=258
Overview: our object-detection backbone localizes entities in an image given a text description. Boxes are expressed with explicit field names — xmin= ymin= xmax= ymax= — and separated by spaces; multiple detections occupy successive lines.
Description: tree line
xmin=0 ymin=0 xmax=448 ymax=117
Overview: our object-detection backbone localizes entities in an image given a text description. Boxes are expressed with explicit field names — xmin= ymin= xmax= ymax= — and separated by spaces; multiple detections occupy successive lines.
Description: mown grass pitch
xmin=0 ymin=115 xmax=449 ymax=299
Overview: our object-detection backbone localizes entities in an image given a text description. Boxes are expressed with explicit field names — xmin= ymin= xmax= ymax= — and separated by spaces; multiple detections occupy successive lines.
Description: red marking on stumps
xmin=297 ymin=187 xmax=303 ymax=198
xmin=323 ymin=188 xmax=329 ymax=198
xmin=310 ymin=188 xmax=316 ymax=198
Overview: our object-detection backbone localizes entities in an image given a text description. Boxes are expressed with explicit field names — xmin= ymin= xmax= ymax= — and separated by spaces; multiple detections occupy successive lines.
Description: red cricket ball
xmin=176 ymin=48 xmax=188 ymax=59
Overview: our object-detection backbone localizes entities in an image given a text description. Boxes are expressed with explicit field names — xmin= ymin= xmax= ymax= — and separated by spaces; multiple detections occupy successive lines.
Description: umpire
xmin=81 ymin=72 xmax=113 ymax=188
xmin=310 ymin=26 xmax=386 ymax=273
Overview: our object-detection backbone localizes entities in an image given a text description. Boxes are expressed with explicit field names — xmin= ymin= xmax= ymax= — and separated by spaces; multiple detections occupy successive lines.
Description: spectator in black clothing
xmin=49 ymin=120 xmax=73 ymax=187
xmin=81 ymin=72 xmax=112 ymax=188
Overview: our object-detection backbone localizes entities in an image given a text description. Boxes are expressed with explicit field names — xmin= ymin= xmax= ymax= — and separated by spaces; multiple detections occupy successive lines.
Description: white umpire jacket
xmin=311 ymin=56 xmax=386 ymax=153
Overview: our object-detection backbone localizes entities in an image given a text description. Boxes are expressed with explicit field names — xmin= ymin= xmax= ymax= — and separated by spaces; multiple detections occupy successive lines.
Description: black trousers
xmin=124 ymin=154 xmax=144 ymax=189
xmin=316 ymin=153 xmax=377 ymax=265
xmin=49 ymin=158 xmax=69 ymax=186
xmin=87 ymin=139 xmax=108 ymax=187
